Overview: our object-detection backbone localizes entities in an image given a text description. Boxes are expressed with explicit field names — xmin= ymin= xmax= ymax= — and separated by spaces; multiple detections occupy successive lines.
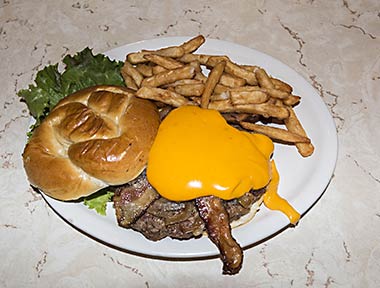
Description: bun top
xmin=23 ymin=85 xmax=160 ymax=200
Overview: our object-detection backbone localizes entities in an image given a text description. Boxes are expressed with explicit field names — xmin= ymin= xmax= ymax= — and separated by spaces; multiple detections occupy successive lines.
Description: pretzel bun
xmin=22 ymin=85 xmax=160 ymax=201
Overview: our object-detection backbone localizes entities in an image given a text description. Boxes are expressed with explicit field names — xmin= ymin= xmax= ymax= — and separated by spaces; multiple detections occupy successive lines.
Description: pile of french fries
xmin=121 ymin=35 xmax=314 ymax=157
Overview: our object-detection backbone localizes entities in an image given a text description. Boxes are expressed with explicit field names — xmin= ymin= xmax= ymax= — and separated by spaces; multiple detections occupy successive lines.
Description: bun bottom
xmin=230 ymin=196 xmax=264 ymax=229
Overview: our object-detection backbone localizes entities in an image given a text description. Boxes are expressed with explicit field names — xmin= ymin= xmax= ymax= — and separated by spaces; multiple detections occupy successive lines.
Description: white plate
xmin=41 ymin=37 xmax=338 ymax=258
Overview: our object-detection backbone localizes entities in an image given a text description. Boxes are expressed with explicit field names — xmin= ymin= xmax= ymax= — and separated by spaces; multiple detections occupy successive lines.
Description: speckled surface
xmin=1 ymin=1 xmax=379 ymax=287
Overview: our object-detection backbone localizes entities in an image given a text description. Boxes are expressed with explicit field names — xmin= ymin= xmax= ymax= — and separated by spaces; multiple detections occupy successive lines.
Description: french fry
xmin=143 ymin=54 xmax=184 ymax=70
xmin=255 ymin=68 xmax=275 ymax=89
xmin=274 ymin=99 xmax=284 ymax=106
xmin=225 ymin=62 xmax=257 ymax=85
xmin=241 ymin=65 xmax=259 ymax=72
xmin=127 ymin=46 xmax=185 ymax=64
xmin=136 ymin=87 xmax=193 ymax=107
xmin=149 ymin=46 xmax=185 ymax=58
xmin=201 ymin=61 xmax=226 ymax=108
xmin=234 ymin=103 xmax=289 ymax=119
xmin=127 ymin=51 xmax=149 ymax=64
xmin=284 ymin=107 xmax=314 ymax=156
xmin=208 ymin=100 xmax=289 ymax=119
xmin=141 ymin=65 xmax=195 ymax=87
xmin=208 ymin=99 xmax=234 ymax=111
xmin=135 ymin=63 xmax=153 ymax=77
xmin=283 ymin=95 xmax=301 ymax=106
xmin=178 ymin=53 xmax=210 ymax=65
xmin=120 ymin=71 xmax=138 ymax=91
xmin=121 ymin=61 xmax=144 ymax=87
xmin=262 ymin=88 xmax=290 ymax=100
xmin=164 ymin=79 xmax=203 ymax=87
xmin=219 ymin=73 xmax=246 ymax=88
xmin=152 ymin=65 xmax=168 ymax=75
xmin=226 ymin=86 xmax=289 ymax=100
xmin=205 ymin=56 xmax=230 ymax=67
xmin=214 ymin=83 xmax=230 ymax=94
xmin=211 ymin=92 xmax=230 ymax=101
xmin=207 ymin=57 xmax=257 ymax=85
xmin=227 ymin=86 xmax=260 ymax=92
xmin=180 ymin=35 xmax=205 ymax=53
xmin=271 ymin=78 xmax=293 ymax=93
xmin=239 ymin=122 xmax=311 ymax=144
xmin=266 ymin=98 xmax=277 ymax=105
xmin=174 ymin=83 xmax=205 ymax=97
xmin=230 ymin=90 xmax=269 ymax=105
xmin=243 ymin=69 xmax=292 ymax=92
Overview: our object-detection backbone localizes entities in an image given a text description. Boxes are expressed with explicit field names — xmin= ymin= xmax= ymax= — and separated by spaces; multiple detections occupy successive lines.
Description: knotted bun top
xmin=23 ymin=85 xmax=160 ymax=200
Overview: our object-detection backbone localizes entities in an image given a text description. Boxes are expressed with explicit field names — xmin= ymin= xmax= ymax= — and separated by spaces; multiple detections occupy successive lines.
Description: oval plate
xmin=41 ymin=37 xmax=338 ymax=258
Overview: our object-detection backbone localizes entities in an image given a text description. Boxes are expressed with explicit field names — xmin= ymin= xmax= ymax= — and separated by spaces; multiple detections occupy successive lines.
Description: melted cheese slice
xmin=147 ymin=106 xmax=273 ymax=201
xmin=147 ymin=105 xmax=299 ymax=223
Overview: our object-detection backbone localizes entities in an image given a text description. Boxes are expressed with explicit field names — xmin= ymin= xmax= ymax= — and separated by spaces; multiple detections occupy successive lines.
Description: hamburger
xmin=22 ymin=85 xmax=298 ymax=275
xmin=20 ymin=36 xmax=308 ymax=275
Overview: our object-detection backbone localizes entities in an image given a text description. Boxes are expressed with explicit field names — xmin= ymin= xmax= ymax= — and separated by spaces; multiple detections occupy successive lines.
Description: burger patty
xmin=130 ymin=198 xmax=205 ymax=241
xmin=113 ymin=171 xmax=266 ymax=241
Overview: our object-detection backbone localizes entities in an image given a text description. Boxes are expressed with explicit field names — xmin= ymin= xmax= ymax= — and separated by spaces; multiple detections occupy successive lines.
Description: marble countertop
xmin=1 ymin=1 xmax=379 ymax=287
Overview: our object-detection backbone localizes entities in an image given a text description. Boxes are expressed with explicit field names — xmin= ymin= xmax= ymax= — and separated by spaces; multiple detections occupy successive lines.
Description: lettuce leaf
xmin=18 ymin=47 xmax=125 ymax=126
xmin=83 ymin=191 xmax=114 ymax=216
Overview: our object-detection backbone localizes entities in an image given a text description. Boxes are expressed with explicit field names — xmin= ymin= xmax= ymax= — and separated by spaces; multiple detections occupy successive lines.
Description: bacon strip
xmin=114 ymin=172 xmax=159 ymax=227
xmin=195 ymin=196 xmax=243 ymax=275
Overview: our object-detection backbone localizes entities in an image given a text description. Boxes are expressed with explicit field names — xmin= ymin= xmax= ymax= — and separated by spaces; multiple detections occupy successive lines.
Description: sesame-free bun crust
xmin=23 ymin=85 xmax=160 ymax=200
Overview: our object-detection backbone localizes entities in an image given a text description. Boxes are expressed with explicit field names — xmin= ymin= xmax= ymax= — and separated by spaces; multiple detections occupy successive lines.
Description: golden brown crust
xmin=23 ymin=85 xmax=160 ymax=200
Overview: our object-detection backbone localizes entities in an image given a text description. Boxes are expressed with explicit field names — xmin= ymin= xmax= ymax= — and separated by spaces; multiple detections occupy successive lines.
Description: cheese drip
xmin=264 ymin=161 xmax=300 ymax=224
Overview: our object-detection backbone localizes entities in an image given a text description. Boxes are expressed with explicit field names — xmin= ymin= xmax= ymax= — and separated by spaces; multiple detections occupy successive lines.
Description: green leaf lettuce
xmin=83 ymin=191 xmax=114 ymax=216
xmin=18 ymin=47 xmax=125 ymax=126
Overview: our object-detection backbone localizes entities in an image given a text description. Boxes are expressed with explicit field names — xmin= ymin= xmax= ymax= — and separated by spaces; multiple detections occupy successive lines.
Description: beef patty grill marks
xmin=113 ymin=171 xmax=266 ymax=274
